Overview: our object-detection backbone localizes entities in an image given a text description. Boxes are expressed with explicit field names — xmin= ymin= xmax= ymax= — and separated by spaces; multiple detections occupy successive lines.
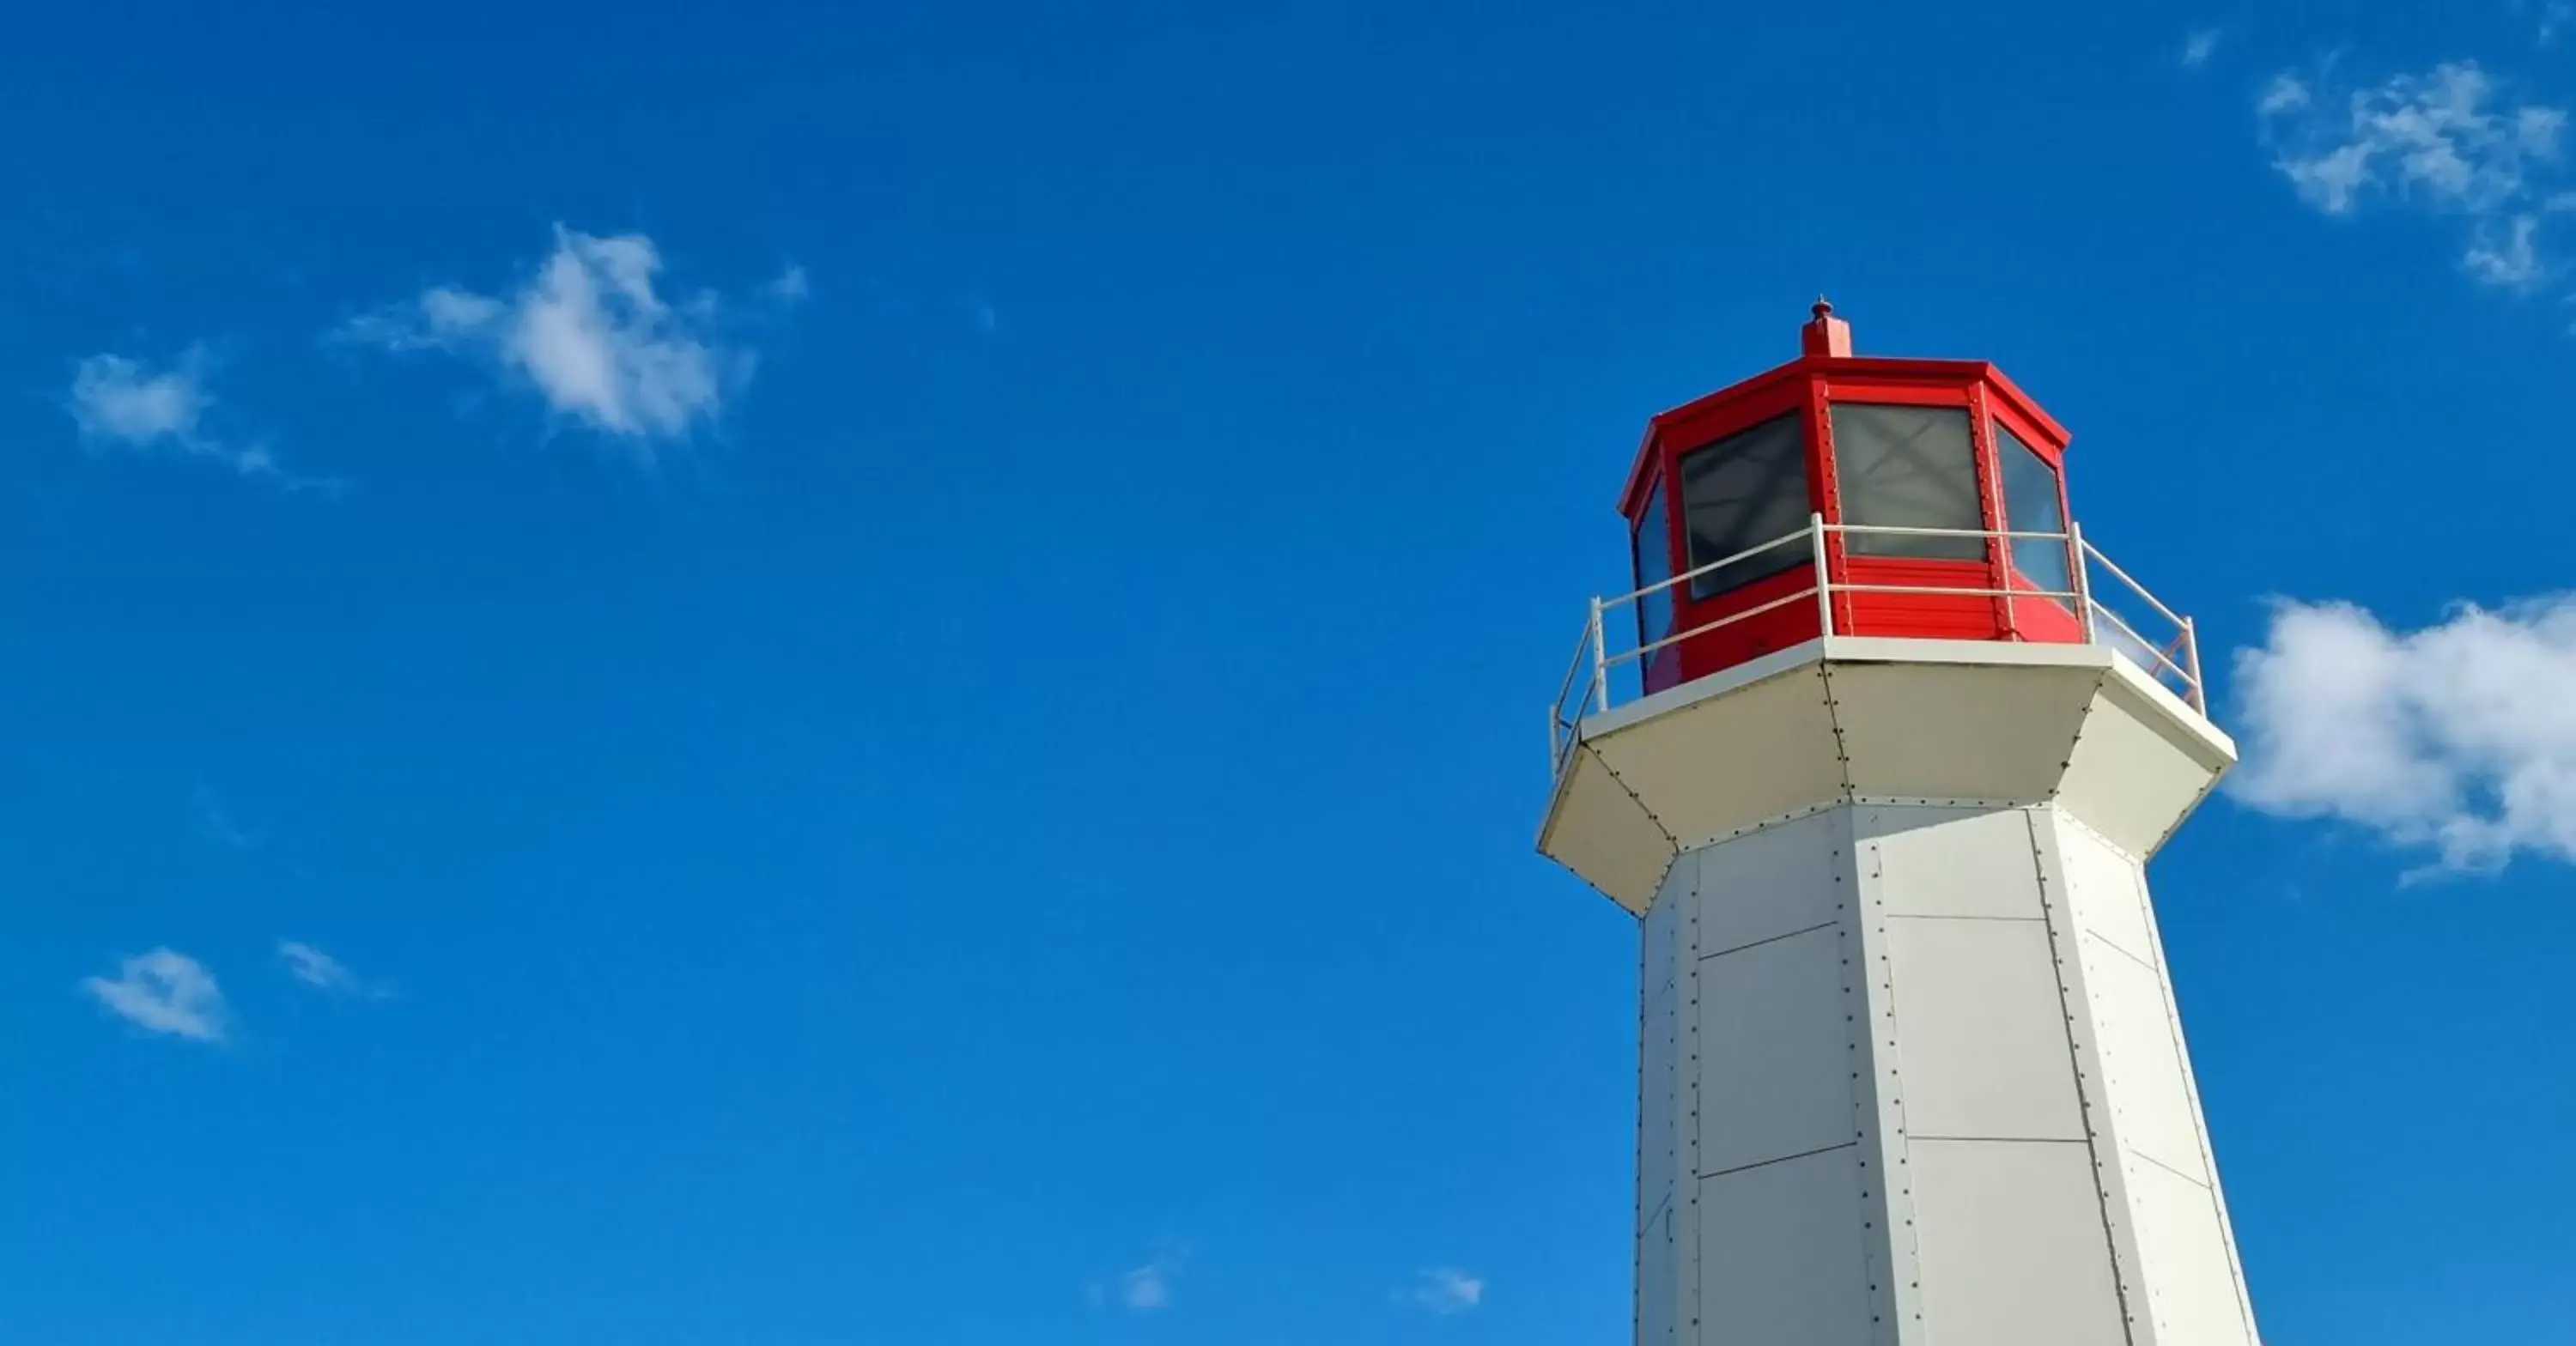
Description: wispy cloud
xmin=765 ymin=264 xmax=811 ymax=304
xmin=82 ymin=949 xmax=229 ymax=1043
xmin=2258 ymin=62 xmax=2563 ymax=215
xmin=2182 ymin=27 xmax=2222 ymax=70
xmin=277 ymin=941 xmax=385 ymax=997
xmin=1121 ymin=1260 xmax=1173 ymax=1312
xmin=1399 ymin=1267 xmax=1485 ymax=1314
xmin=342 ymin=225 xmax=779 ymax=458
xmin=67 ymin=349 xmax=289 ymax=482
xmin=71 ymin=351 xmax=205 ymax=441
xmin=2257 ymin=61 xmax=2567 ymax=293
xmin=192 ymin=787 xmax=256 ymax=852
xmin=2465 ymin=212 xmax=2548 ymax=289
xmin=1088 ymin=1251 xmax=1182 ymax=1313
xmin=2230 ymin=596 xmax=2576 ymax=875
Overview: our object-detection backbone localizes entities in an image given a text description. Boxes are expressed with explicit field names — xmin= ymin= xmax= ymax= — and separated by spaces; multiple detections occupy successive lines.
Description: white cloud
xmin=2258 ymin=60 xmax=2572 ymax=305
xmin=71 ymin=352 xmax=206 ymax=441
xmin=1400 ymin=1267 xmax=1485 ymax=1314
xmin=345 ymin=225 xmax=770 ymax=452
xmin=277 ymin=940 xmax=382 ymax=997
xmin=2464 ymin=212 xmax=2548 ymax=288
xmin=192 ymin=787 xmax=255 ymax=852
xmin=67 ymin=350 xmax=284 ymax=481
xmin=82 ymin=949 xmax=229 ymax=1043
xmin=1120 ymin=1258 xmax=1173 ymax=1311
xmin=766 ymin=264 xmax=811 ymax=303
xmin=2258 ymin=72 xmax=2312 ymax=119
xmin=2230 ymin=597 xmax=2576 ymax=874
xmin=2182 ymin=28 xmax=2222 ymax=70
xmin=2259 ymin=62 xmax=2564 ymax=216
xmin=1088 ymin=1252 xmax=1181 ymax=1313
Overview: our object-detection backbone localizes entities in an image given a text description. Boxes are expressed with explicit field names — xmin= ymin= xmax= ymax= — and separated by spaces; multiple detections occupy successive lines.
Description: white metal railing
xmin=1547 ymin=514 xmax=2205 ymax=779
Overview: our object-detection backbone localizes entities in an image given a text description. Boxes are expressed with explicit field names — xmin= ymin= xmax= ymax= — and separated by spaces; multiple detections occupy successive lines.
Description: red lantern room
xmin=1618 ymin=301 xmax=2085 ymax=694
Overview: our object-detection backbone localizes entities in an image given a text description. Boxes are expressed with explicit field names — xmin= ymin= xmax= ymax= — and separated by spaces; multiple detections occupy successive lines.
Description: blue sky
xmin=3 ymin=3 xmax=2574 ymax=1343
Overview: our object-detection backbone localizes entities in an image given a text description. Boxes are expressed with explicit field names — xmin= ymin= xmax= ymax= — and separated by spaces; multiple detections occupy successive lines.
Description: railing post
xmin=1589 ymin=597 xmax=1610 ymax=713
xmin=2068 ymin=520 xmax=2096 ymax=643
xmin=2182 ymin=615 xmax=2205 ymax=714
xmin=1809 ymin=512 xmax=1833 ymax=637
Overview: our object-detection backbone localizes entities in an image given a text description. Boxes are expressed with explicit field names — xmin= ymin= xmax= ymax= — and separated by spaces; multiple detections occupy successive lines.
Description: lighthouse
xmin=1539 ymin=306 xmax=2261 ymax=1346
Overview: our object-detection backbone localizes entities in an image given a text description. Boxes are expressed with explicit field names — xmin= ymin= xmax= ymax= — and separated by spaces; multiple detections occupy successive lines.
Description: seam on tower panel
xmin=1881 ymin=912 xmax=2050 ymax=925
xmin=1695 ymin=1139 xmax=1859 ymax=1181
xmin=2129 ymin=844 xmax=2266 ymax=1346
xmin=1635 ymin=885 xmax=1651 ymax=1346
xmin=2047 ymin=669 xmax=2111 ymax=802
xmin=1814 ymin=663 xmax=1858 ymax=803
xmin=1903 ymin=1134 xmax=2094 ymax=1145
xmin=1678 ymin=842 xmax=1702 ymax=1343
xmin=1638 ymin=1190 xmax=1673 ymax=1228
xmin=1637 ymin=860 xmax=1673 ymax=1280
xmin=1696 ymin=918 xmax=1841 ymax=962
xmin=2086 ymin=927 xmax=2161 ymax=977
xmin=1583 ymin=743 xmax=1682 ymax=849
xmin=1845 ymin=807 xmax=1919 ymax=1343
xmin=1849 ymin=794 xmax=2035 ymax=809
xmin=2123 ymin=1148 xmax=2215 ymax=1192
xmin=1679 ymin=799 xmax=1843 ymax=851
xmin=2026 ymin=806 xmax=2149 ymax=1344
xmin=2053 ymin=803 xmax=2146 ymax=866
xmin=1643 ymin=852 xmax=1682 ymax=920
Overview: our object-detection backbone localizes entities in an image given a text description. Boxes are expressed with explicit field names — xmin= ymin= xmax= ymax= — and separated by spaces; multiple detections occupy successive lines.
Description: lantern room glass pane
xmin=1997 ymin=424 xmax=2072 ymax=598
xmin=1680 ymin=413 xmax=1810 ymax=599
xmin=1633 ymin=479 xmax=1674 ymax=647
xmin=1831 ymin=403 xmax=1983 ymax=560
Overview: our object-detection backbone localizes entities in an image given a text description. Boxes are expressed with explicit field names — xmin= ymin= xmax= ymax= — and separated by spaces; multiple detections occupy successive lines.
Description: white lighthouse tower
xmin=1540 ymin=305 xmax=2262 ymax=1346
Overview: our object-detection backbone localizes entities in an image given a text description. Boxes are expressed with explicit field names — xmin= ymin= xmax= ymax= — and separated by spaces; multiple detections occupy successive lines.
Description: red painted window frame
xmin=1639 ymin=378 xmax=1820 ymax=690
xmin=1811 ymin=375 xmax=2001 ymax=640
xmin=1630 ymin=466 xmax=1678 ymax=689
xmin=1617 ymin=355 xmax=2086 ymax=694
xmin=1986 ymin=390 xmax=2081 ymax=643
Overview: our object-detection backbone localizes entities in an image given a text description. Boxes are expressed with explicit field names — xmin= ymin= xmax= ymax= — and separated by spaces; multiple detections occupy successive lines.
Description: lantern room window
xmin=1633 ymin=476 xmax=1674 ymax=646
xmin=1997 ymin=423 xmax=2071 ymax=597
xmin=1680 ymin=412 xmax=1809 ymax=598
xmin=1607 ymin=303 xmax=2111 ymax=697
xmin=1831 ymin=403 xmax=1982 ymax=560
